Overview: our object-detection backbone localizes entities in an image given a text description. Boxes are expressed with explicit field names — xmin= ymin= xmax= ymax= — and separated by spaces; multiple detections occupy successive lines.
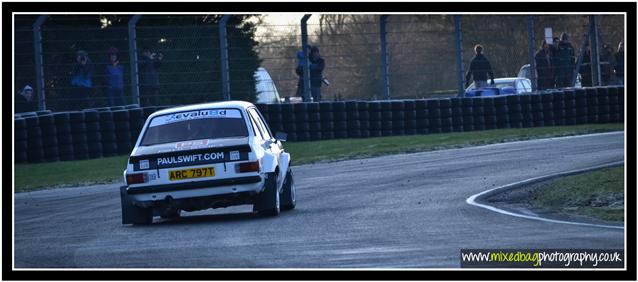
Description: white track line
xmin=466 ymin=162 xmax=625 ymax=230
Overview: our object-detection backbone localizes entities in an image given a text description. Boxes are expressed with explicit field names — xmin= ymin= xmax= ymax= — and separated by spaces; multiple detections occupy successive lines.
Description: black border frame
xmin=3 ymin=1 xmax=636 ymax=281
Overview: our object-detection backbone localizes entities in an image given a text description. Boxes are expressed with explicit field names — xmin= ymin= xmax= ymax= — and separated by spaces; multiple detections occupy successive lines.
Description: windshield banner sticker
xmin=150 ymin=109 xmax=242 ymax=127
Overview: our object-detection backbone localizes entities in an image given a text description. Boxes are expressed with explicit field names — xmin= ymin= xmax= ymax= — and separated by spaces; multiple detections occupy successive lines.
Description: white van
xmin=254 ymin=67 xmax=282 ymax=104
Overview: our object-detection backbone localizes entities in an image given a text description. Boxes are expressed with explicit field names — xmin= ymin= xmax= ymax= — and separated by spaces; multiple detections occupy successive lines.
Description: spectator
xmin=15 ymin=85 xmax=36 ymax=113
xmin=549 ymin=37 xmax=561 ymax=88
xmin=579 ymin=44 xmax=592 ymax=87
xmin=139 ymin=48 xmax=162 ymax=106
xmin=599 ymin=43 xmax=614 ymax=86
xmin=555 ymin=32 xmax=576 ymax=88
xmin=308 ymin=46 xmax=325 ymax=102
xmin=70 ymin=50 xmax=94 ymax=109
xmin=535 ymin=40 xmax=554 ymax=90
xmin=614 ymin=41 xmax=624 ymax=85
xmin=464 ymin=44 xmax=495 ymax=89
xmin=104 ymin=47 xmax=125 ymax=106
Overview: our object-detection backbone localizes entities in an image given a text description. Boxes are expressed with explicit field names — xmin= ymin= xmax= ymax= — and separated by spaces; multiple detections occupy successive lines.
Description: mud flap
xmin=120 ymin=186 xmax=152 ymax=225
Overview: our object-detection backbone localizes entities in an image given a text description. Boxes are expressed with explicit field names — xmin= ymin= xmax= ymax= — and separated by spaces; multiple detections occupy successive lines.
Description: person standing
xmin=535 ymin=40 xmax=553 ymax=90
xmin=139 ymin=48 xmax=162 ymax=106
xmin=614 ymin=41 xmax=624 ymax=85
xmin=555 ymin=32 xmax=576 ymax=88
xmin=104 ymin=47 xmax=126 ymax=106
xmin=579 ymin=44 xmax=592 ymax=87
xmin=548 ymin=37 xmax=561 ymax=88
xmin=15 ymin=85 xmax=37 ymax=113
xmin=464 ymin=44 xmax=495 ymax=89
xmin=70 ymin=50 xmax=94 ymax=110
xmin=308 ymin=46 xmax=325 ymax=102
xmin=599 ymin=43 xmax=614 ymax=86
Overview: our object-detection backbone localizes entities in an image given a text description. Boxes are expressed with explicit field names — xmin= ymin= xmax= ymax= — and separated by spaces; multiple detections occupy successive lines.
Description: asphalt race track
xmin=14 ymin=132 xmax=625 ymax=268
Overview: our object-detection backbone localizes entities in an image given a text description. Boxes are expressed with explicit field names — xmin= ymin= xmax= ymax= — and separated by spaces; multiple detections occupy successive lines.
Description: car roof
xmin=492 ymin=77 xmax=522 ymax=83
xmin=150 ymin=101 xmax=255 ymax=118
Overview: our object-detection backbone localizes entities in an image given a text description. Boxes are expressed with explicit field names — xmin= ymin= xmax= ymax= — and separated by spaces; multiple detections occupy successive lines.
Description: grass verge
xmin=530 ymin=166 xmax=624 ymax=222
xmin=14 ymin=123 xmax=623 ymax=192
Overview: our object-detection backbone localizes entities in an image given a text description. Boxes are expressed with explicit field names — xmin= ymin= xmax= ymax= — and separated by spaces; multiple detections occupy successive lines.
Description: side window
xmin=248 ymin=108 xmax=272 ymax=140
xmin=522 ymin=80 xmax=532 ymax=92
xmin=515 ymin=81 xmax=525 ymax=93
xmin=247 ymin=112 xmax=263 ymax=139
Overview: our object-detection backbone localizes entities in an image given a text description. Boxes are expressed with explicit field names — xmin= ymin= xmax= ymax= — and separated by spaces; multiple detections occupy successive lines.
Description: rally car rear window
xmin=140 ymin=109 xmax=248 ymax=146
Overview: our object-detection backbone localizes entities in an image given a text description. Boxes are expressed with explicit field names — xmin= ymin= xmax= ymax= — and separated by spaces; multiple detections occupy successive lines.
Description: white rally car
xmin=120 ymin=101 xmax=295 ymax=224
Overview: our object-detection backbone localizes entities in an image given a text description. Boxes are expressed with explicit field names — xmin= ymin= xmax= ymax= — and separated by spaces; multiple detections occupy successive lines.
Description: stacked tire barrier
xmin=14 ymin=117 xmax=28 ymax=163
xmin=14 ymin=86 xmax=624 ymax=164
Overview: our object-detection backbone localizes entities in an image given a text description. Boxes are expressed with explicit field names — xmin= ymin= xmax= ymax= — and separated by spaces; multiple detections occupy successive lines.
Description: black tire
xmin=348 ymin=130 xmax=362 ymax=138
xmin=296 ymin=132 xmax=310 ymax=141
xmin=333 ymin=111 xmax=347 ymax=121
xmin=113 ymin=110 xmax=130 ymax=121
xmin=309 ymin=132 xmax=322 ymax=141
xmin=321 ymin=121 xmax=334 ymax=131
xmin=280 ymin=168 xmax=296 ymax=211
xmin=254 ymin=172 xmax=280 ymax=216
xmin=321 ymin=131 xmax=334 ymax=140
xmin=69 ymin=111 xmax=85 ymax=123
xmin=335 ymin=131 xmax=348 ymax=139
xmin=296 ymin=122 xmax=310 ymax=132
xmin=346 ymin=111 xmax=359 ymax=120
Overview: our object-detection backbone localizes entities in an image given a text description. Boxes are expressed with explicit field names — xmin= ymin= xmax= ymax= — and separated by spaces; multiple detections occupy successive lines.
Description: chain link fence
xmin=14 ymin=14 xmax=625 ymax=113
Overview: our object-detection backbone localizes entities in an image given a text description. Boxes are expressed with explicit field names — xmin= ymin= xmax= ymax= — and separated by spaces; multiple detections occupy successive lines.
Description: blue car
xmin=465 ymin=77 xmax=533 ymax=97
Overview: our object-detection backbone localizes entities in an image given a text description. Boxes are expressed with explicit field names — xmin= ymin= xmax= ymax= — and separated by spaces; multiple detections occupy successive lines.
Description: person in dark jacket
xmin=535 ymin=40 xmax=554 ymax=90
xmin=139 ymin=48 xmax=162 ymax=106
xmin=308 ymin=46 xmax=325 ymax=102
xmin=104 ymin=47 xmax=125 ymax=106
xmin=70 ymin=50 xmax=94 ymax=110
xmin=15 ymin=85 xmax=37 ymax=113
xmin=555 ymin=32 xmax=575 ymax=88
xmin=549 ymin=37 xmax=560 ymax=88
xmin=614 ymin=41 xmax=624 ymax=85
xmin=464 ymin=44 xmax=495 ymax=89
xmin=579 ymin=44 xmax=592 ymax=87
xmin=599 ymin=43 xmax=614 ymax=86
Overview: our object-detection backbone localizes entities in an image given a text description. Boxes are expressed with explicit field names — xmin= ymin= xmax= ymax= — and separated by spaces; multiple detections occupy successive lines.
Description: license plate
xmin=169 ymin=167 xmax=215 ymax=181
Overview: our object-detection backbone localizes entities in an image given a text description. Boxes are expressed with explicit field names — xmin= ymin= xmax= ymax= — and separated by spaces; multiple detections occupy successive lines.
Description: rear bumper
xmin=125 ymin=175 xmax=263 ymax=203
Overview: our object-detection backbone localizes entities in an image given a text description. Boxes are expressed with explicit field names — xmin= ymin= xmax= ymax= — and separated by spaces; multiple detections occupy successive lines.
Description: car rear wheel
xmin=254 ymin=172 xmax=280 ymax=216
xmin=281 ymin=168 xmax=296 ymax=211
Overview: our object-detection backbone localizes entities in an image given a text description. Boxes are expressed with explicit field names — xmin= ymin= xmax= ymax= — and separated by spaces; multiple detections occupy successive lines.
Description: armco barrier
xmin=14 ymin=86 xmax=624 ymax=164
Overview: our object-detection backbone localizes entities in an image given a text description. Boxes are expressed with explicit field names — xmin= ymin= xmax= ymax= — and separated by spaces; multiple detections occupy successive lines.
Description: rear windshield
xmin=140 ymin=109 xmax=248 ymax=146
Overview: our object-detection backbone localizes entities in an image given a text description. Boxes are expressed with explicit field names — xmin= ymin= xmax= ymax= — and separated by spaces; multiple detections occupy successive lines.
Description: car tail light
xmin=126 ymin=173 xmax=147 ymax=185
xmin=236 ymin=161 xmax=260 ymax=173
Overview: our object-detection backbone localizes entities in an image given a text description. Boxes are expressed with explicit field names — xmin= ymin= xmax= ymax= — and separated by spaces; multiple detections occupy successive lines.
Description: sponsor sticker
xmin=149 ymin=109 xmax=242 ymax=127
xmin=175 ymin=139 xmax=210 ymax=150
xmin=139 ymin=159 xmax=150 ymax=170
xmin=230 ymin=150 xmax=240 ymax=161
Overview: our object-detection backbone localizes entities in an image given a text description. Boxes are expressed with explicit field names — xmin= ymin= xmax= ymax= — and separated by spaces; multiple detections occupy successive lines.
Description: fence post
xmin=589 ymin=15 xmax=601 ymax=86
xmin=573 ymin=33 xmax=589 ymax=87
xmin=219 ymin=15 xmax=231 ymax=100
xmin=527 ymin=15 xmax=537 ymax=91
xmin=454 ymin=15 xmax=465 ymax=97
xmin=301 ymin=14 xmax=312 ymax=102
xmin=128 ymin=15 xmax=141 ymax=105
xmin=33 ymin=15 xmax=48 ymax=111
xmin=379 ymin=15 xmax=390 ymax=100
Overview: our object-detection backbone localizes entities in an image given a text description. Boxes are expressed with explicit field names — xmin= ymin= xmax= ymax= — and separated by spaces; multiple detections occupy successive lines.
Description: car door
xmin=247 ymin=107 xmax=283 ymax=183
